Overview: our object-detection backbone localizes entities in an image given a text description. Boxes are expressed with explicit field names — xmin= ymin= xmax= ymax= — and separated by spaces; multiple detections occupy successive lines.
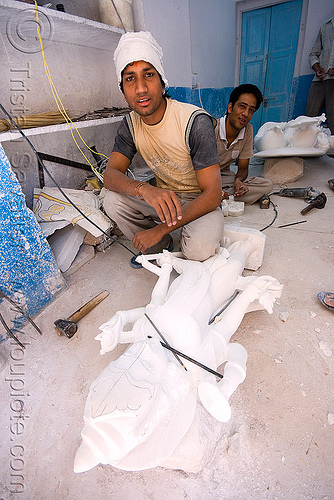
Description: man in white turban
xmin=103 ymin=31 xmax=224 ymax=267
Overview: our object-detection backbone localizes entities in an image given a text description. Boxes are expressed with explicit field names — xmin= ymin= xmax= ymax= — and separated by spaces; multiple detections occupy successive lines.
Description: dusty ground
xmin=0 ymin=155 xmax=333 ymax=500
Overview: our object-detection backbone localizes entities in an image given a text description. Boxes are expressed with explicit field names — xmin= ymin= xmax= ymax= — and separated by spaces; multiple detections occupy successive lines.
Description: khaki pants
xmin=222 ymin=170 xmax=273 ymax=204
xmin=103 ymin=190 xmax=224 ymax=261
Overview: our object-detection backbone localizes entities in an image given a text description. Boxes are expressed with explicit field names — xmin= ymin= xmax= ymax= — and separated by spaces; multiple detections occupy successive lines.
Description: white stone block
xmin=221 ymin=224 xmax=266 ymax=270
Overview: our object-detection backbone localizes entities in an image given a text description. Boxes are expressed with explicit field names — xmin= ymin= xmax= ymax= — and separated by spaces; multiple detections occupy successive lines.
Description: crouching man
xmin=103 ymin=31 xmax=224 ymax=267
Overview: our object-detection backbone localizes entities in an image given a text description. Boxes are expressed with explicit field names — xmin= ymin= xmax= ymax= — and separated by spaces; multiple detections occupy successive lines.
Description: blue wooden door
xmin=240 ymin=0 xmax=303 ymax=134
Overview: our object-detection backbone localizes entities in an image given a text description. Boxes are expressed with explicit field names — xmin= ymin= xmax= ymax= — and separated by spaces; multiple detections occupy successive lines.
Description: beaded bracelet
xmin=134 ymin=181 xmax=147 ymax=200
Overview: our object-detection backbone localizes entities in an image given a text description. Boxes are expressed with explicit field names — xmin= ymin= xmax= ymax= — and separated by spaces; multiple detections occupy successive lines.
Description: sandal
xmin=317 ymin=292 xmax=334 ymax=313
xmin=130 ymin=241 xmax=174 ymax=269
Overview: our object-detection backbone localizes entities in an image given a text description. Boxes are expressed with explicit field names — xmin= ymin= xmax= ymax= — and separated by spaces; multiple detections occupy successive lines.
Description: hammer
xmin=54 ymin=290 xmax=109 ymax=338
xmin=301 ymin=192 xmax=327 ymax=215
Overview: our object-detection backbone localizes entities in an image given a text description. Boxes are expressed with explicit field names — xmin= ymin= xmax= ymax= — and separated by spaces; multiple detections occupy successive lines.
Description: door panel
xmin=240 ymin=0 xmax=303 ymax=133
xmin=262 ymin=1 xmax=303 ymax=123
xmin=240 ymin=8 xmax=271 ymax=92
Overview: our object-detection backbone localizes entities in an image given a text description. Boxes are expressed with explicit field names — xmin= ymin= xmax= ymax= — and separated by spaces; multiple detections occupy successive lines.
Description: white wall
xmin=188 ymin=0 xmax=236 ymax=88
xmin=141 ymin=0 xmax=236 ymax=89
xmin=141 ymin=0 xmax=192 ymax=87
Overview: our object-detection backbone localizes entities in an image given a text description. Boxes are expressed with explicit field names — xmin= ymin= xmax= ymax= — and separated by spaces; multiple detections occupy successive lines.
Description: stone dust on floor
xmin=0 ymin=155 xmax=333 ymax=500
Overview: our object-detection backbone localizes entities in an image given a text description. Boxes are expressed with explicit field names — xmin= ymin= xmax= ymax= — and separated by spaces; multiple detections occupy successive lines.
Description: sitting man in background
xmin=215 ymin=84 xmax=272 ymax=204
xmin=103 ymin=31 xmax=224 ymax=267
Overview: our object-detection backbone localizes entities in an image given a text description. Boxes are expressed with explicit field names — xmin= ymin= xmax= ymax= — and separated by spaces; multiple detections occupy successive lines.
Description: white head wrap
xmin=114 ymin=31 xmax=168 ymax=89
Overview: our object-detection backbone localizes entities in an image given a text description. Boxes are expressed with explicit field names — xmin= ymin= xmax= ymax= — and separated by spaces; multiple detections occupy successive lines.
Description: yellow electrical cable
xmin=34 ymin=1 xmax=108 ymax=181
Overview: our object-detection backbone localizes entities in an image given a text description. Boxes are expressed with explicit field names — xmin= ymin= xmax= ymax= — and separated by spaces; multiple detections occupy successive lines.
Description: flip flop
xmin=317 ymin=292 xmax=334 ymax=313
xmin=328 ymin=179 xmax=334 ymax=192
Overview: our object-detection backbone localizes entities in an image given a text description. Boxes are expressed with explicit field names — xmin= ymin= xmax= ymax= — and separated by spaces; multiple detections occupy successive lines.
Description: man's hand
xmin=313 ymin=63 xmax=325 ymax=79
xmin=233 ymin=178 xmax=249 ymax=197
xmin=328 ymin=67 xmax=334 ymax=76
xmin=233 ymin=159 xmax=249 ymax=197
xmin=134 ymin=163 xmax=222 ymax=254
xmin=104 ymin=153 xmax=183 ymax=226
xmin=137 ymin=183 xmax=183 ymax=227
xmin=132 ymin=226 xmax=166 ymax=253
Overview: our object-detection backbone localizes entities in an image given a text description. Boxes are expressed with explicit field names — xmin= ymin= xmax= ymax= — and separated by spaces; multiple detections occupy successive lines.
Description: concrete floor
xmin=0 ymin=154 xmax=333 ymax=500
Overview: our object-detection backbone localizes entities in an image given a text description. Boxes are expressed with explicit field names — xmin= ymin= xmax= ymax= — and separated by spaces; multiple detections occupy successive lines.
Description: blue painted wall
xmin=292 ymin=74 xmax=315 ymax=118
xmin=169 ymin=76 xmax=312 ymax=122
xmin=0 ymin=145 xmax=65 ymax=340
xmin=168 ymin=86 xmax=234 ymax=119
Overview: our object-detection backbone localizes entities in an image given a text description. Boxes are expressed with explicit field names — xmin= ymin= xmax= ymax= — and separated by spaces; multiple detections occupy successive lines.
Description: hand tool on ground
xmin=275 ymin=187 xmax=320 ymax=201
xmin=54 ymin=290 xmax=109 ymax=338
xmin=0 ymin=313 xmax=25 ymax=349
xmin=277 ymin=220 xmax=307 ymax=228
xmin=0 ymin=290 xmax=42 ymax=347
xmin=0 ymin=290 xmax=42 ymax=335
xmin=300 ymin=192 xmax=327 ymax=215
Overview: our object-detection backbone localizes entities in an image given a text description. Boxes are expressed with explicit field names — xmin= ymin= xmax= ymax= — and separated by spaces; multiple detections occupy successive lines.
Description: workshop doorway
xmin=238 ymin=0 xmax=303 ymax=133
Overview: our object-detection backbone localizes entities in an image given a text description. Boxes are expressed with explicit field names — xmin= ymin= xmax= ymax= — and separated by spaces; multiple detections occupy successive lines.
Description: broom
xmin=0 ymin=110 xmax=70 ymax=132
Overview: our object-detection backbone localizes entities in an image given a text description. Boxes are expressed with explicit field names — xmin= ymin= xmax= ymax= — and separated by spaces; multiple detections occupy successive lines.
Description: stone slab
xmin=263 ymin=156 xmax=304 ymax=184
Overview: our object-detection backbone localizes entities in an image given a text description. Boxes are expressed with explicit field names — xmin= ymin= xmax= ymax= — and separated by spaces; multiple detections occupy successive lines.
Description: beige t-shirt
xmin=127 ymin=99 xmax=210 ymax=193
xmin=215 ymin=116 xmax=253 ymax=172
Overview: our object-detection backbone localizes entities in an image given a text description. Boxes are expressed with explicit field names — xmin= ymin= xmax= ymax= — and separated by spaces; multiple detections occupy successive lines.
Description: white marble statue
xmin=254 ymin=114 xmax=331 ymax=154
xmin=74 ymin=228 xmax=283 ymax=473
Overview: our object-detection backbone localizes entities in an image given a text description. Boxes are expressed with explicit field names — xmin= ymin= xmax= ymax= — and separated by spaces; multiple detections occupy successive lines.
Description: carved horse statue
xmin=74 ymin=228 xmax=282 ymax=473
